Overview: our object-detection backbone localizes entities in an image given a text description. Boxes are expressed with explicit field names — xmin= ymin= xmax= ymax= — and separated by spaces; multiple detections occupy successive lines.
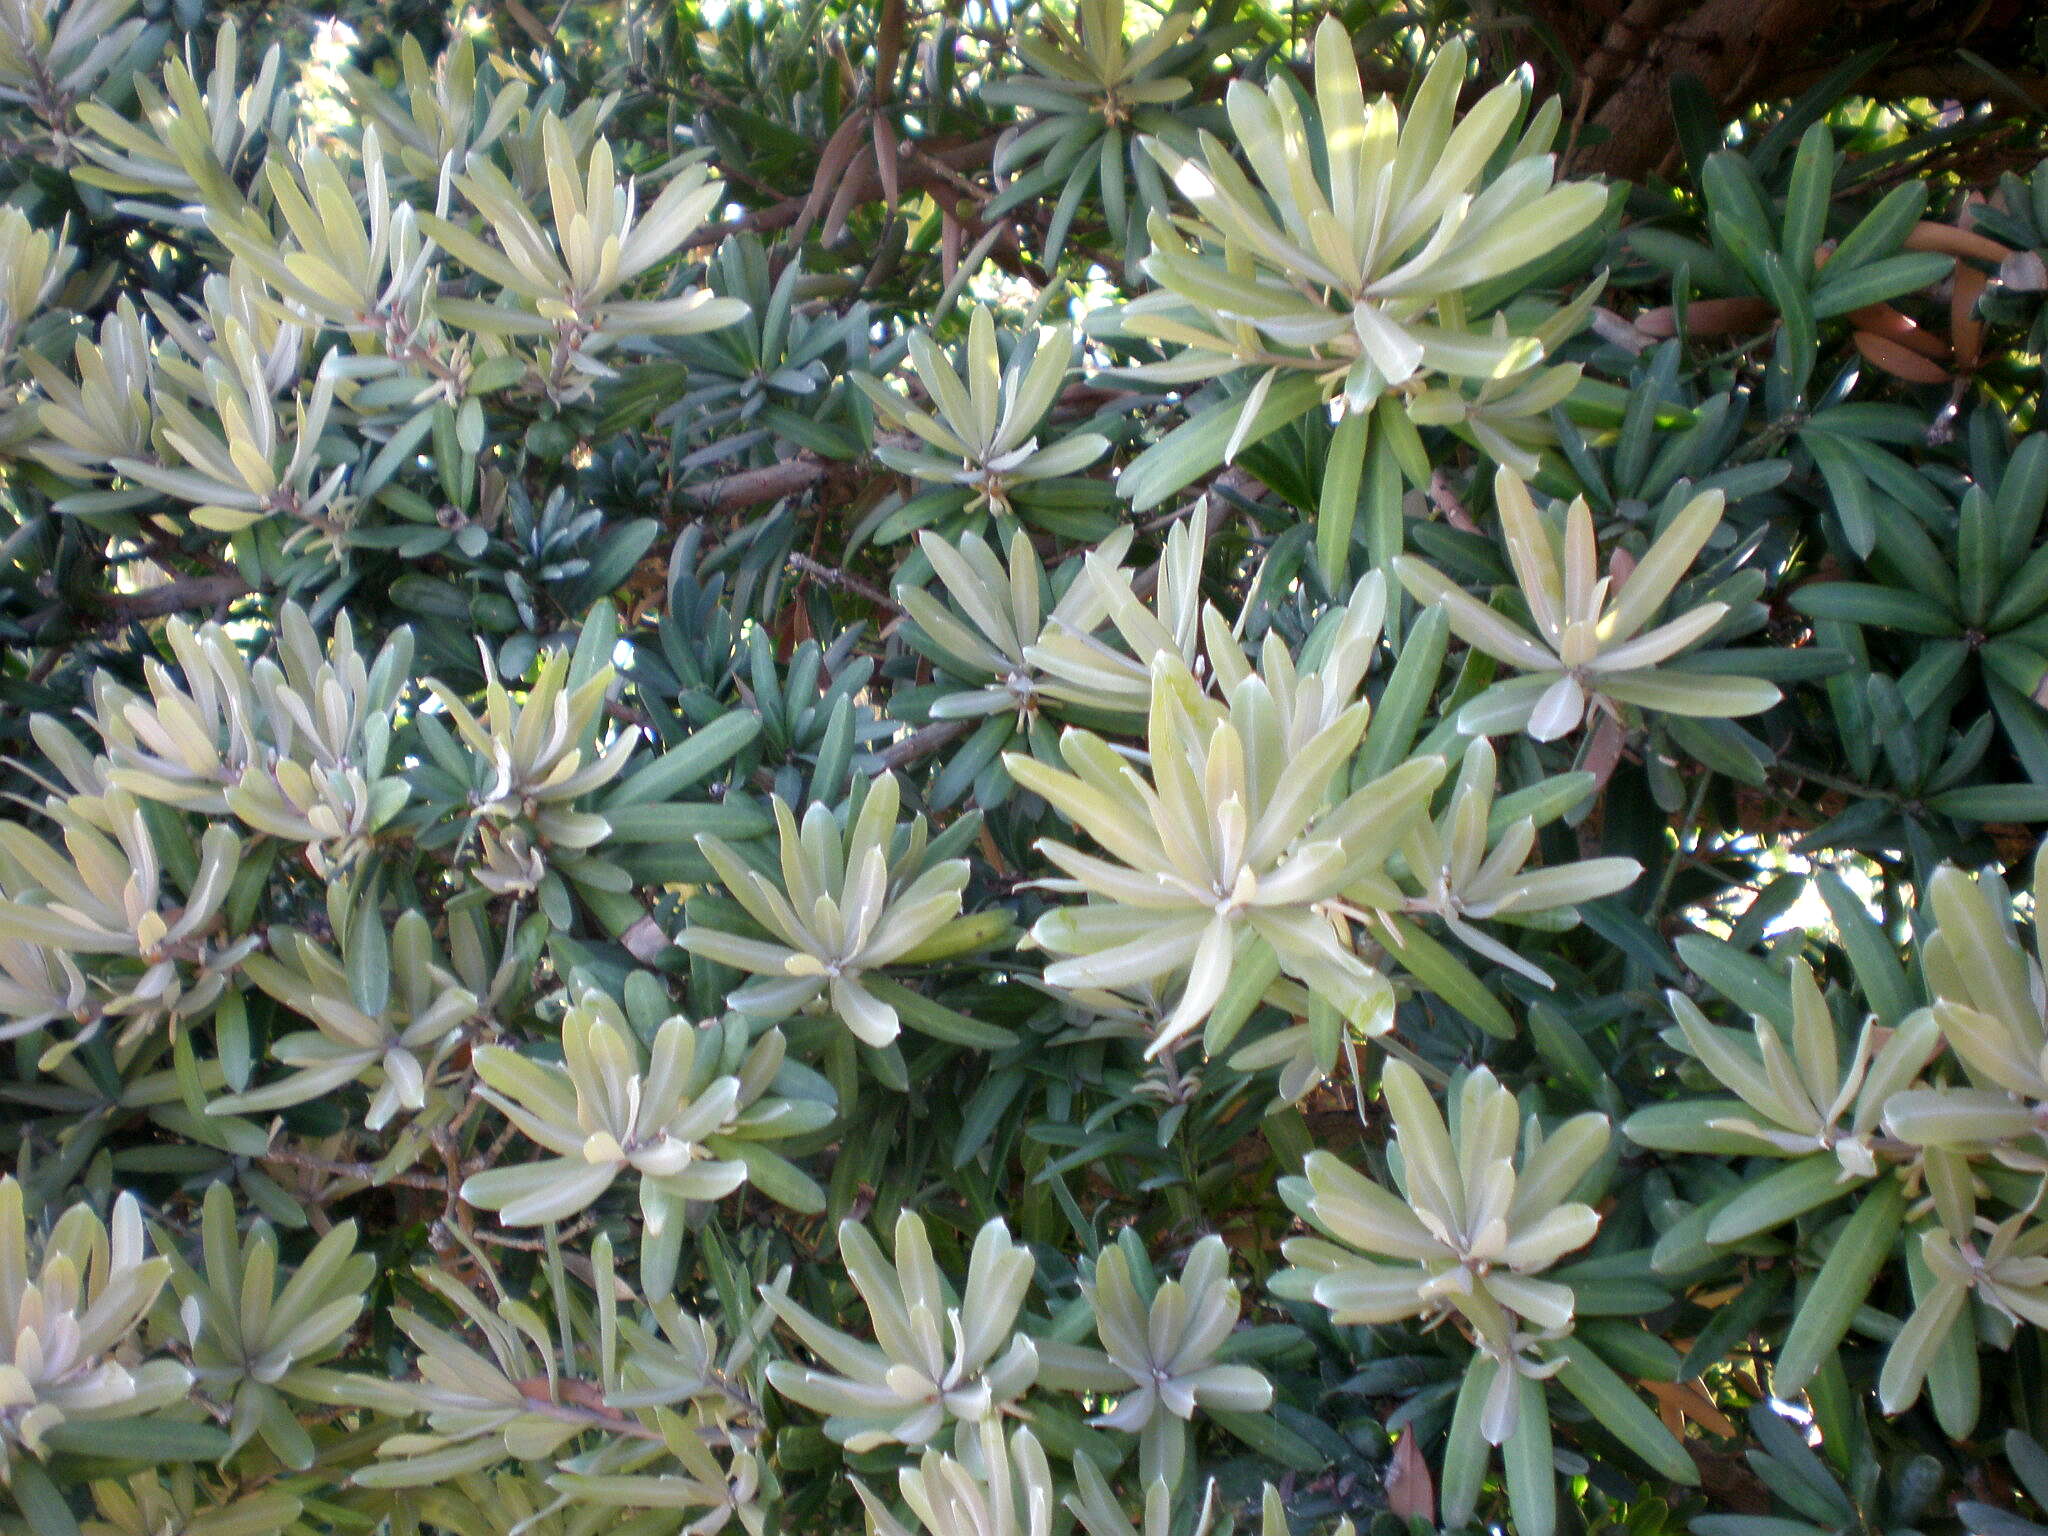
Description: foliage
xmin=1 ymin=2 xmax=2047 ymax=1536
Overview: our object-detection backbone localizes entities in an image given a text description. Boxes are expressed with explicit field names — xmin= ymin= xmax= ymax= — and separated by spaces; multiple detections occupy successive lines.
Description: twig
xmin=256 ymin=1146 xmax=448 ymax=1193
xmin=789 ymin=551 xmax=901 ymax=614
xmin=876 ymin=719 xmax=969 ymax=771
xmin=681 ymin=457 xmax=832 ymax=514
xmin=687 ymin=135 xmax=1002 ymax=249
xmin=473 ymin=1213 xmax=597 ymax=1251
xmin=1648 ymin=768 xmax=1715 ymax=922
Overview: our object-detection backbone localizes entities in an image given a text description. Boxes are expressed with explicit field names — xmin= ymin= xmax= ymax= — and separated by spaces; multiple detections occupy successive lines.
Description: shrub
xmin=1 ymin=3 xmax=2048 ymax=1535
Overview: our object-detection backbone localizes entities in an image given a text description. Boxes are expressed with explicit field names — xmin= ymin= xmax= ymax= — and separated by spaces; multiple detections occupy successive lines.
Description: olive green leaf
xmin=1066 ymin=1454 xmax=1226 ymax=1536
xmin=110 ymin=266 xmax=345 ymax=536
xmin=1397 ymin=467 xmax=1780 ymax=740
xmin=426 ymin=641 xmax=638 ymax=892
xmin=211 ymin=911 xmax=477 ymax=1130
xmin=1277 ymin=1061 xmax=1608 ymax=1426
xmin=342 ymin=36 xmax=531 ymax=185
xmin=1390 ymin=738 xmax=1639 ymax=986
xmin=764 ymin=1212 xmax=1038 ymax=1453
xmin=0 ymin=785 xmax=249 ymax=1056
xmin=853 ymin=1418 xmax=1055 ymax=1536
xmin=345 ymin=1239 xmax=761 ymax=1512
xmin=681 ymin=771 xmax=974 ymax=1047
xmin=1114 ymin=19 xmax=1602 ymax=503
xmin=214 ymin=125 xmax=442 ymax=367
xmin=0 ymin=1176 xmax=190 ymax=1475
xmin=898 ymin=524 xmax=1132 ymax=721
xmin=83 ymin=1471 xmax=302 ymax=1536
xmin=73 ymin=19 xmax=286 ymax=227
xmin=1007 ymin=575 xmax=1444 ymax=1052
xmin=854 ymin=305 xmax=1107 ymax=516
xmin=71 ymin=602 xmax=412 ymax=878
xmin=0 ymin=204 xmax=75 ymax=369
xmin=461 ymin=980 xmax=830 ymax=1234
xmin=25 ymin=297 xmax=153 ymax=475
xmin=0 ymin=0 xmax=149 ymax=152
xmin=162 ymin=1183 xmax=375 ymax=1468
xmin=986 ymin=0 xmax=1214 ymax=267
xmin=1653 ymin=962 xmax=1939 ymax=1178
xmin=1023 ymin=509 xmax=1209 ymax=716
xmin=420 ymin=114 xmax=745 ymax=396
xmin=1893 ymin=847 xmax=2048 ymax=1114
xmin=1068 ymin=1235 xmax=1272 ymax=1488
xmin=1881 ymin=1194 xmax=2048 ymax=1419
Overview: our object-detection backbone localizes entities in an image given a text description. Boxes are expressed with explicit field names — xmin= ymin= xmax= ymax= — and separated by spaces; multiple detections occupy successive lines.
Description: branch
xmin=876 ymin=719 xmax=969 ymax=771
xmin=789 ymin=551 xmax=902 ymax=614
xmin=679 ymin=456 xmax=833 ymax=514
xmin=256 ymin=1145 xmax=448 ymax=1193
xmin=94 ymin=574 xmax=252 ymax=622
xmin=688 ymin=135 xmax=1001 ymax=249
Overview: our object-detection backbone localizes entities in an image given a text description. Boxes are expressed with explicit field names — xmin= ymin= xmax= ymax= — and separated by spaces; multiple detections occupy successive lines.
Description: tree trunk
xmin=1529 ymin=0 xmax=1848 ymax=182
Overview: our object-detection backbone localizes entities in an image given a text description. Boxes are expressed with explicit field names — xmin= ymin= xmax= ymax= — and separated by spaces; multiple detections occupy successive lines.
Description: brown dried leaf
xmin=874 ymin=0 xmax=906 ymax=100
xmin=621 ymin=914 xmax=669 ymax=965
xmin=874 ymin=115 xmax=901 ymax=209
xmin=1951 ymin=264 xmax=1988 ymax=371
xmin=1384 ymin=1425 xmax=1435 ymax=1524
xmin=1846 ymin=302 xmax=1949 ymax=362
xmin=794 ymin=112 xmax=871 ymax=247
xmin=942 ymin=208 xmax=963 ymax=285
xmin=1634 ymin=298 xmax=1775 ymax=339
xmin=821 ymin=144 xmax=870 ymax=246
xmin=1903 ymin=221 xmax=2011 ymax=266
xmin=1854 ymin=330 xmax=1952 ymax=385
xmin=1641 ymin=1378 xmax=1738 ymax=1440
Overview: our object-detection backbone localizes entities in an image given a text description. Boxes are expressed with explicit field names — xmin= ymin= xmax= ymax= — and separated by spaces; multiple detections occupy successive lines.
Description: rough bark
xmin=94 ymin=574 xmax=252 ymax=622
xmin=1564 ymin=0 xmax=1841 ymax=180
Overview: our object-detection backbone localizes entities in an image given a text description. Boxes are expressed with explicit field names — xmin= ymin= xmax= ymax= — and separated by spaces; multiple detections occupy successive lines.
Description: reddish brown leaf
xmin=1846 ymin=302 xmax=1950 ymax=361
xmin=1951 ymin=264 xmax=1988 ymax=371
xmin=874 ymin=114 xmax=901 ymax=209
xmin=1384 ymin=1425 xmax=1435 ymax=1524
xmin=793 ymin=112 xmax=872 ymax=247
xmin=1642 ymin=1378 xmax=1739 ymax=1439
xmin=1903 ymin=221 xmax=2011 ymax=266
xmin=1634 ymin=298 xmax=1775 ymax=338
xmin=1854 ymin=330 xmax=1952 ymax=385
